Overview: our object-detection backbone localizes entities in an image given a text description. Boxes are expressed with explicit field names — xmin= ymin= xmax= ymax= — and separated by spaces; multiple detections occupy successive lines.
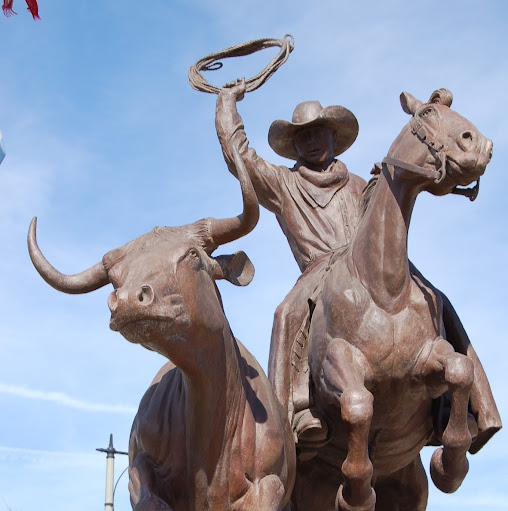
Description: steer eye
xmin=186 ymin=248 xmax=201 ymax=267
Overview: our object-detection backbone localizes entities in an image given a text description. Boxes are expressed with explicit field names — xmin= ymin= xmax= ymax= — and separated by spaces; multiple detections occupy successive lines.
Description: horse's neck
xmin=351 ymin=128 xmax=428 ymax=312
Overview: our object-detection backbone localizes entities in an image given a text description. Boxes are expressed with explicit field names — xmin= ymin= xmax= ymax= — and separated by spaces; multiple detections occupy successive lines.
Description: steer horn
xmin=208 ymin=145 xmax=260 ymax=247
xmin=28 ymin=217 xmax=109 ymax=294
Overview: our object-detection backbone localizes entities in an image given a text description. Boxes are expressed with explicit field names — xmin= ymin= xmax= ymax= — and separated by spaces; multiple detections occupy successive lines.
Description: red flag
xmin=2 ymin=0 xmax=16 ymax=16
xmin=25 ymin=0 xmax=39 ymax=19
xmin=2 ymin=0 xmax=40 ymax=19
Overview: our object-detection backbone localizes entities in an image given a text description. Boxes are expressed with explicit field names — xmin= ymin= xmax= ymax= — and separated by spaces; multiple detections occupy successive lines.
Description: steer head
xmin=103 ymin=222 xmax=254 ymax=352
xmin=28 ymin=147 xmax=258 ymax=359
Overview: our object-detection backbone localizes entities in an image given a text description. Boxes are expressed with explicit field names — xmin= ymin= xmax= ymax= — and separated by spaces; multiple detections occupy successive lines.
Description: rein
xmin=382 ymin=156 xmax=444 ymax=183
xmin=381 ymin=115 xmax=480 ymax=202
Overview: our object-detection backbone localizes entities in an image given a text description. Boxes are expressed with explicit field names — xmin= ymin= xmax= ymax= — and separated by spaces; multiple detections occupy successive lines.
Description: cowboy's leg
xmin=268 ymin=265 xmax=323 ymax=415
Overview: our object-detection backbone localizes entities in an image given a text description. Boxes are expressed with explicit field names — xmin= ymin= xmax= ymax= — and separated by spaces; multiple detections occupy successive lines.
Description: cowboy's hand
xmin=220 ymin=78 xmax=246 ymax=102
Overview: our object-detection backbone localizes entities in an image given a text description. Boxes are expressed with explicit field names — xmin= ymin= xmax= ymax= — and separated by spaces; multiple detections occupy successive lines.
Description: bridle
xmin=381 ymin=111 xmax=480 ymax=201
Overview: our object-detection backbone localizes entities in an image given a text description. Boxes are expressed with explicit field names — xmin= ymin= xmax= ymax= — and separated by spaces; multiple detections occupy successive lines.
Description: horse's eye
xmin=421 ymin=107 xmax=435 ymax=118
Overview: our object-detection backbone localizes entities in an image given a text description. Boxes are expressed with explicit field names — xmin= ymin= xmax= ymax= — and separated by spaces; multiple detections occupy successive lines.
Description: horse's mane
xmin=359 ymin=163 xmax=382 ymax=220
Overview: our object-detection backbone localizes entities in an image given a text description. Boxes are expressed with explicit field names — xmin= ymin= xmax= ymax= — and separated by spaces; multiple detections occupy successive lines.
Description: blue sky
xmin=0 ymin=1 xmax=507 ymax=509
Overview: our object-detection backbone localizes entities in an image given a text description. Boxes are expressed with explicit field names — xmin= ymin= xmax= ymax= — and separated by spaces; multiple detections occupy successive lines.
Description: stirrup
xmin=293 ymin=409 xmax=330 ymax=461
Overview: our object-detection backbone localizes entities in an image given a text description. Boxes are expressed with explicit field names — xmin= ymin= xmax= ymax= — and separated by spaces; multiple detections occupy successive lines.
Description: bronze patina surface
xmin=28 ymin=148 xmax=296 ymax=511
xmin=28 ymin=35 xmax=501 ymax=510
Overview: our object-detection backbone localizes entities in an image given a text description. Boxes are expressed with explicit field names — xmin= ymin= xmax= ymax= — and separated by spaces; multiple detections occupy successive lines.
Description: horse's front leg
xmin=319 ymin=338 xmax=376 ymax=511
xmin=421 ymin=337 xmax=473 ymax=493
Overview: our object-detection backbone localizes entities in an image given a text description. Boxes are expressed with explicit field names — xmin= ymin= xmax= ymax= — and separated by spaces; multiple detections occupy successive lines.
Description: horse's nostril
xmin=461 ymin=131 xmax=474 ymax=146
xmin=459 ymin=131 xmax=475 ymax=151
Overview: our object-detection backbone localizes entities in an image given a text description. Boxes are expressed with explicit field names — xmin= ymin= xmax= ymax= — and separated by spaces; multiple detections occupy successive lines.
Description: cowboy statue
xmin=216 ymin=79 xmax=366 ymax=448
xmin=215 ymin=78 xmax=501 ymax=457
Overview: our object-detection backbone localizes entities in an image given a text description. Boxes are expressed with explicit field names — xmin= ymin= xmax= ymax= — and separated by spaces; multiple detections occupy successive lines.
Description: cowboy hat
xmin=268 ymin=101 xmax=359 ymax=160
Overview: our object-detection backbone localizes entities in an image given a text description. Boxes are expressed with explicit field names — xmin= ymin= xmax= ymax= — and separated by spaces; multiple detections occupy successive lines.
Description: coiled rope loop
xmin=189 ymin=34 xmax=294 ymax=95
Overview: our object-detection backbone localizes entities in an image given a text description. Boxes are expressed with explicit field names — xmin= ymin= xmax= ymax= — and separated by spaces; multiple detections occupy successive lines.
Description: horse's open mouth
xmin=446 ymin=156 xmax=484 ymax=185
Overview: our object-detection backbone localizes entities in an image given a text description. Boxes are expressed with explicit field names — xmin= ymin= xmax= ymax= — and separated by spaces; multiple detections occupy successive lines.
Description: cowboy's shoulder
xmin=347 ymin=172 xmax=368 ymax=193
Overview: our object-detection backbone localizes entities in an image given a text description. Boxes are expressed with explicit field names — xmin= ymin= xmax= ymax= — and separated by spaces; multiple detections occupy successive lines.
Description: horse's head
xmin=387 ymin=89 xmax=493 ymax=198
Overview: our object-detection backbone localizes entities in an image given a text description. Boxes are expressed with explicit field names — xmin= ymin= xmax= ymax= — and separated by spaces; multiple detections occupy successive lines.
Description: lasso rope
xmin=189 ymin=34 xmax=294 ymax=95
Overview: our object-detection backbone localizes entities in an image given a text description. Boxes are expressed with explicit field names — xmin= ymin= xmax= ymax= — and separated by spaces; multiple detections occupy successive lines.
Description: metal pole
xmin=97 ymin=434 xmax=128 ymax=511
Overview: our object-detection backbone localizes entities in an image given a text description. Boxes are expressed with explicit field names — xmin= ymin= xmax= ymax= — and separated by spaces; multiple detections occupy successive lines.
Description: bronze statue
xmin=290 ymin=89 xmax=496 ymax=511
xmin=215 ymin=80 xmax=500 ymax=465
xmin=216 ymin=80 xmax=367 ymax=446
xmin=28 ymin=147 xmax=296 ymax=511
xmin=27 ymin=32 xmax=501 ymax=509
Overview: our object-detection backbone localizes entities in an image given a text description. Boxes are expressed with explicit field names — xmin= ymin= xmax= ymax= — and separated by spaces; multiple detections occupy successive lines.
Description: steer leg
xmin=421 ymin=337 xmax=473 ymax=493
xmin=129 ymin=424 xmax=172 ymax=511
xmin=129 ymin=452 xmax=173 ymax=511
xmin=318 ymin=338 xmax=375 ymax=511
xmin=235 ymin=474 xmax=286 ymax=511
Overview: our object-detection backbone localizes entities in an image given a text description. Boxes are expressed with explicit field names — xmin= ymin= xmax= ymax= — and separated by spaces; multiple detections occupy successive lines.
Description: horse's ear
xmin=400 ymin=92 xmax=422 ymax=115
xmin=428 ymin=89 xmax=453 ymax=107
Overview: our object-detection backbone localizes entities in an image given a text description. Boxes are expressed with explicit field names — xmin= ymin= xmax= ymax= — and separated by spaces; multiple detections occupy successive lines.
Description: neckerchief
xmin=293 ymin=159 xmax=349 ymax=208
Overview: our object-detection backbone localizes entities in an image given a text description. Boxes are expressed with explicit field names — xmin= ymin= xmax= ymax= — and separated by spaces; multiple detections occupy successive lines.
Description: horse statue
xmin=292 ymin=89 xmax=497 ymax=511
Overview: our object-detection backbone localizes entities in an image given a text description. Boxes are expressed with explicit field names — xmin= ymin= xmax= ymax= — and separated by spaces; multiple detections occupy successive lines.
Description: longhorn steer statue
xmin=28 ymin=147 xmax=296 ymax=511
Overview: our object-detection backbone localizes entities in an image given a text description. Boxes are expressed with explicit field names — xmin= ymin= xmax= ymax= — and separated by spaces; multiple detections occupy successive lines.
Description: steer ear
xmin=400 ymin=92 xmax=422 ymax=115
xmin=213 ymin=251 xmax=255 ymax=286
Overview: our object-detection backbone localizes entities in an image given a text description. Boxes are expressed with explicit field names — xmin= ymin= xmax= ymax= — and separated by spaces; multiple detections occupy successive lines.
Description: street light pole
xmin=96 ymin=434 xmax=128 ymax=511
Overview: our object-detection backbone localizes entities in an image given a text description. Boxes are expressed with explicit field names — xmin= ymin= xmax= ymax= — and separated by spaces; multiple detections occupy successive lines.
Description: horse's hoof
xmin=335 ymin=484 xmax=375 ymax=511
xmin=430 ymin=447 xmax=469 ymax=493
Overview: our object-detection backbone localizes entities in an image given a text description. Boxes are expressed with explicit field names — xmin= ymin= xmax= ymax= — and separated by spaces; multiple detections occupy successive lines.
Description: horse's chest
xmin=326 ymin=279 xmax=442 ymax=374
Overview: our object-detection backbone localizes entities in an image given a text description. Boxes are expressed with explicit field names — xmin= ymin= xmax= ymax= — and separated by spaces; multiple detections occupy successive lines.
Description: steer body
xmin=28 ymin=147 xmax=295 ymax=511
xmin=130 ymin=342 xmax=293 ymax=511
xmin=101 ymin=228 xmax=295 ymax=511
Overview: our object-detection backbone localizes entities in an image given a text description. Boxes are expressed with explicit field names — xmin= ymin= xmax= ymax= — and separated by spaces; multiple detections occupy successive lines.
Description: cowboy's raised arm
xmin=216 ymin=80 xmax=283 ymax=214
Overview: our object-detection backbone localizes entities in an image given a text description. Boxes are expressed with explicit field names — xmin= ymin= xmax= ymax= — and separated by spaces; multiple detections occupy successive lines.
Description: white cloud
xmin=0 ymin=383 xmax=137 ymax=415
xmin=0 ymin=444 xmax=104 ymax=468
